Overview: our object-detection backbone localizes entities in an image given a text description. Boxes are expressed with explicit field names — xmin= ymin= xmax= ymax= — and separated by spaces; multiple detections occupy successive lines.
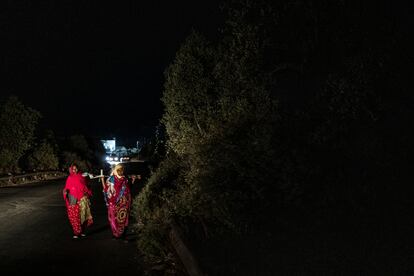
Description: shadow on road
xmin=86 ymin=224 xmax=109 ymax=236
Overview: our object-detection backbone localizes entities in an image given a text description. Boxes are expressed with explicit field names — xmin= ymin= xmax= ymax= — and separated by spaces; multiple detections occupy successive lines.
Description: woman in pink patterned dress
xmin=101 ymin=164 xmax=138 ymax=239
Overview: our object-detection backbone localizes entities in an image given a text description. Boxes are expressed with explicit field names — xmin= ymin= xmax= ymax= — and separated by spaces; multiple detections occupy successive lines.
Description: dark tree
xmin=0 ymin=96 xmax=41 ymax=174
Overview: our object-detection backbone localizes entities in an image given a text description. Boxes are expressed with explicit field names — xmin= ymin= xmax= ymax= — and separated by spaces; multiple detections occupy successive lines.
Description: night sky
xmin=0 ymin=1 xmax=222 ymax=143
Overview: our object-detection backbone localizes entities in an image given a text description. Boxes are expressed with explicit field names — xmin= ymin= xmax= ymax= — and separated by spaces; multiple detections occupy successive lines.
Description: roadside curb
xmin=0 ymin=171 xmax=67 ymax=187
xmin=170 ymin=220 xmax=206 ymax=276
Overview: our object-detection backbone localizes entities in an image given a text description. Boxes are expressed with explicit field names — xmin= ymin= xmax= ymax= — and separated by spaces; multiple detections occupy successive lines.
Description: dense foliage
xmin=133 ymin=1 xmax=412 ymax=274
xmin=0 ymin=96 xmax=41 ymax=174
xmin=26 ymin=140 xmax=59 ymax=171
xmin=0 ymin=96 xmax=105 ymax=174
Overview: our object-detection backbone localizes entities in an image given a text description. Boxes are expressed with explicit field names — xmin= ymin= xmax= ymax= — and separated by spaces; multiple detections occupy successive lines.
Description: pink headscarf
xmin=63 ymin=165 xmax=91 ymax=200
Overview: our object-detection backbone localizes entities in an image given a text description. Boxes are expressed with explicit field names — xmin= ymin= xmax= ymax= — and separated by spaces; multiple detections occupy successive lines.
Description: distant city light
xmin=101 ymin=137 xmax=141 ymax=165
xmin=101 ymin=139 xmax=116 ymax=152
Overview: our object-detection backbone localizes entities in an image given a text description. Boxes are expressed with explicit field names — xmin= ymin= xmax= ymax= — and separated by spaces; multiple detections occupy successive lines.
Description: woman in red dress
xmin=63 ymin=164 xmax=93 ymax=239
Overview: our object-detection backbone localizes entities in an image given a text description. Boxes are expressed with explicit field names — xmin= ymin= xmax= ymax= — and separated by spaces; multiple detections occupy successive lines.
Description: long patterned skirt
xmin=66 ymin=196 xmax=93 ymax=235
xmin=107 ymin=193 xmax=131 ymax=238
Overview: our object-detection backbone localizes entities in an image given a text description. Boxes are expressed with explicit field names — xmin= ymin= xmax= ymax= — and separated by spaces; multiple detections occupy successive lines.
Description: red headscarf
xmin=63 ymin=165 xmax=91 ymax=200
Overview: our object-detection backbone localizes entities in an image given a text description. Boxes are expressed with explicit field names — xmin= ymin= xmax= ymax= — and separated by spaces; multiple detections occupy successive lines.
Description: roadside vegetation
xmin=132 ymin=1 xmax=412 ymax=275
xmin=0 ymin=96 xmax=105 ymax=175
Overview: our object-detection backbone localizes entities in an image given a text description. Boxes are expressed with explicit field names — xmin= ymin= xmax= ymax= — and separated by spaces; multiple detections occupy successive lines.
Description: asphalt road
xmin=0 ymin=177 xmax=144 ymax=275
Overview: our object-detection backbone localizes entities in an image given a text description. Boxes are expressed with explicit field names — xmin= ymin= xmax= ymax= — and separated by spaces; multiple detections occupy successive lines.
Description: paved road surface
xmin=0 ymin=178 xmax=144 ymax=274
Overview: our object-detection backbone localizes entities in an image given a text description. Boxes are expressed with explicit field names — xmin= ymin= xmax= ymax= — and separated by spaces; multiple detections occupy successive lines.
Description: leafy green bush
xmin=0 ymin=96 xmax=41 ymax=174
xmin=26 ymin=141 xmax=59 ymax=171
xmin=132 ymin=154 xmax=181 ymax=264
